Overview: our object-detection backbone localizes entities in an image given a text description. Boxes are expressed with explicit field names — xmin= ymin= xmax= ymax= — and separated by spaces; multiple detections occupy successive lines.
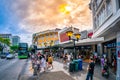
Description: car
xmin=0 ymin=53 xmax=6 ymax=59
xmin=6 ymin=54 xmax=15 ymax=59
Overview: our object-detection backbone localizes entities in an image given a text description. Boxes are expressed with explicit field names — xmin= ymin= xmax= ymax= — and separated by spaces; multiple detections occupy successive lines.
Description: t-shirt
xmin=48 ymin=57 xmax=53 ymax=62
xmin=88 ymin=62 xmax=95 ymax=74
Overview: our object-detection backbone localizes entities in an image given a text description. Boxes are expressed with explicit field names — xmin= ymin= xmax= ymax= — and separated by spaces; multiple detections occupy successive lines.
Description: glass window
xmin=106 ymin=0 xmax=112 ymax=16
xmin=118 ymin=0 xmax=120 ymax=8
xmin=96 ymin=0 xmax=102 ymax=7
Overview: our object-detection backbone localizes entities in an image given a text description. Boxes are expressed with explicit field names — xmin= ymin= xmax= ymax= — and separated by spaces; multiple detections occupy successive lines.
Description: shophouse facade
xmin=58 ymin=27 xmax=104 ymax=59
xmin=32 ymin=28 xmax=60 ymax=49
xmin=89 ymin=0 xmax=120 ymax=79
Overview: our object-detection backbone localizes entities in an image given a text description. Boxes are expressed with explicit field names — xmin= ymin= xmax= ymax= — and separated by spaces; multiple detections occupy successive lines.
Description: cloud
xmin=11 ymin=0 xmax=92 ymax=33
xmin=17 ymin=33 xmax=32 ymax=46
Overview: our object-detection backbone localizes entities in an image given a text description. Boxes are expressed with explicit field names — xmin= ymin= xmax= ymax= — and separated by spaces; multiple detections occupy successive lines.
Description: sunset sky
xmin=0 ymin=0 xmax=92 ymax=45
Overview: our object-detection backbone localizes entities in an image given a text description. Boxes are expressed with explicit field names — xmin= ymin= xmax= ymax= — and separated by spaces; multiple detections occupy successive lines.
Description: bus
xmin=18 ymin=43 xmax=28 ymax=59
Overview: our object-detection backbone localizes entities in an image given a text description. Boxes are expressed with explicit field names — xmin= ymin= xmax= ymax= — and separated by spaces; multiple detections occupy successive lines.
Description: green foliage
xmin=0 ymin=37 xmax=11 ymax=46
xmin=10 ymin=45 xmax=18 ymax=51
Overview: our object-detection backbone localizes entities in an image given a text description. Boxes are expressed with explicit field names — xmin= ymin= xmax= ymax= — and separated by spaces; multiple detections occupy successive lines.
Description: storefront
xmin=102 ymin=39 xmax=116 ymax=63
xmin=102 ymin=39 xmax=117 ymax=74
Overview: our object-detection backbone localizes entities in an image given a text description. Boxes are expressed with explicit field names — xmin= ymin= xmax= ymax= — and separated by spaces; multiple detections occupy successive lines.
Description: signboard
xmin=59 ymin=33 xmax=69 ymax=42
xmin=88 ymin=32 xmax=93 ymax=38
xmin=80 ymin=30 xmax=87 ymax=39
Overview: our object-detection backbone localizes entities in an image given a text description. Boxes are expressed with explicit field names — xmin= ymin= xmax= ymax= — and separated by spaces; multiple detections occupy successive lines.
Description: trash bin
xmin=78 ymin=59 xmax=82 ymax=70
xmin=73 ymin=60 xmax=79 ymax=72
xmin=69 ymin=62 xmax=75 ymax=72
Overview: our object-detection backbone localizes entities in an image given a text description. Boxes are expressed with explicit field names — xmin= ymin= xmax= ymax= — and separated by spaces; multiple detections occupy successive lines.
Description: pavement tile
xmin=38 ymin=71 xmax=75 ymax=80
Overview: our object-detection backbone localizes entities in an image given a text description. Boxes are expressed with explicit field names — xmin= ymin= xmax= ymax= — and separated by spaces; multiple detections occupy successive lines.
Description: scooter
xmin=101 ymin=66 xmax=109 ymax=78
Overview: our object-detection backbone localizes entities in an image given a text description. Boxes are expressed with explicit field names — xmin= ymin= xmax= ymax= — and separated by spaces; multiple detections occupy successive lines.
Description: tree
xmin=0 ymin=37 xmax=4 ymax=43
xmin=10 ymin=45 xmax=18 ymax=52
xmin=3 ymin=38 xmax=11 ymax=46
xmin=0 ymin=37 xmax=11 ymax=46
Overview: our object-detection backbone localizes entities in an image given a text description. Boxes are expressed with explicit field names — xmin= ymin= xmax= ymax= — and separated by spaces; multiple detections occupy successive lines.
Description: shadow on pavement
xmin=38 ymin=71 xmax=75 ymax=80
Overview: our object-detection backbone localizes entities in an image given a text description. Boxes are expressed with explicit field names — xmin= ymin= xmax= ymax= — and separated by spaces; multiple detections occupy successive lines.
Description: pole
xmin=73 ymin=39 xmax=76 ymax=59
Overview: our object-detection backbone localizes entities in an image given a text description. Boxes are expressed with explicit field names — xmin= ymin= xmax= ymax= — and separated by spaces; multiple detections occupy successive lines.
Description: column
xmin=116 ymin=32 xmax=120 ymax=80
xmin=97 ymin=43 xmax=103 ymax=56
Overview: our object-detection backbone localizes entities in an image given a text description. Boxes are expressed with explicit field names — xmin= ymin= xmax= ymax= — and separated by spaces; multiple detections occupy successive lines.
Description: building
xmin=32 ymin=28 xmax=61 ymax=48
xmin=0 ymin=34 xmax=12 ymax=40
xmin=0 ymin=34 xmax=12 ymax=53
xmin=0 ymin=34 xmax=12 ymax=44
xmin=12 ymin=36 xmax=20 ymax=46
xmin=89 ymin=0 xmax=120 ymax=79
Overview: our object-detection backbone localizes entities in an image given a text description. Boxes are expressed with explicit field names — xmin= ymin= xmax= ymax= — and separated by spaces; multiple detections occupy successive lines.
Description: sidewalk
xmin=38 ymin=59 xmax=116 ymax=80
xmin=19 ymin=59 xmax=116 ymax=80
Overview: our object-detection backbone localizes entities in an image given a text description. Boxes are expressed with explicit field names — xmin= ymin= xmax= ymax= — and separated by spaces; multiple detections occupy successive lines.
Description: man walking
xmin=86 ymin=58 xmax=95 ymax=80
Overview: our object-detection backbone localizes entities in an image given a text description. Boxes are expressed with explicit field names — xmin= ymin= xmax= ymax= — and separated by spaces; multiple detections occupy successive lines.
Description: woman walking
xmin=41 ymin=55 xmax=46 ymax=72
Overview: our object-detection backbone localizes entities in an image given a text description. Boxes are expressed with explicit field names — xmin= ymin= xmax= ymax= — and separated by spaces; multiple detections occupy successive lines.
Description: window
xmin=106 ymin=0 xmax=112 ymax=17
xmin=96 ymin=0 xmax=102 ymax=7
xmin=119 ymin=0 xmax=120 ymax=8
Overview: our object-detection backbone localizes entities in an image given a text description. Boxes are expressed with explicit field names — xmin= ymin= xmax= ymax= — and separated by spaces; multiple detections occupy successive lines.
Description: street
xmin=0 ymin=0 xmax=120 ymax=79
xmin=0 ymin=58 xmax=27 ymax=80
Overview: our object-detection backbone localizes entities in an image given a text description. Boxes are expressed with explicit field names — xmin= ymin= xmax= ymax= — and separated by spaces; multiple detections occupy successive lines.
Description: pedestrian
xmin=40 ymin=55 xmax=46 ymax=72
xmin=86 ymin=58 xmax=95 ymax=80
xmin=67 ymin=53 xmax=71 ymax=62
xmin=47 ymin=54 xmax=53 ymax=69
xmin=101 ymin=57 xmax=105 ymax=69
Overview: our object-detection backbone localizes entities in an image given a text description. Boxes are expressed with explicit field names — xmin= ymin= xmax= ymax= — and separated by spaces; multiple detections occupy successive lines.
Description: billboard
xmin=59 ymin=33 xmax=69 ymax=42
xmin=80 ymin=30 xmax=87 ymax=39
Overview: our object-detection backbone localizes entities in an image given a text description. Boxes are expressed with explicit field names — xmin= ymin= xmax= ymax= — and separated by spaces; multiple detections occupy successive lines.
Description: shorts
xmin=49 ymin=62 xmax=52 ymax=64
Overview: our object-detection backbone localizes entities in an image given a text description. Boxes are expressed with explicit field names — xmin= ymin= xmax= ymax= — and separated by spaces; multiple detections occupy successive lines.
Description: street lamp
xmin=66 ymin=30 xmax=81 ymax=59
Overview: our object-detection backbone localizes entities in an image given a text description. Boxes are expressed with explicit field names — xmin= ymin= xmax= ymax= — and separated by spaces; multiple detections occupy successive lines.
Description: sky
xmin=0 ymin=0 xmax=92 ymax=45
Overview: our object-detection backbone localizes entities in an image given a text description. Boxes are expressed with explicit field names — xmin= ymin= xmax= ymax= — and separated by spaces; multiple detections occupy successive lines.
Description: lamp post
xmin=66 ymin=30 xmax=80 ymax=59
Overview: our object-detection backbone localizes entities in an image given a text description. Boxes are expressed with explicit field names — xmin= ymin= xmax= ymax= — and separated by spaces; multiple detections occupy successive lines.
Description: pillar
xmin=116 ymin=32 xmax=120 ymax=80
xmin=97 ymin=43 xmax=103 ymax=56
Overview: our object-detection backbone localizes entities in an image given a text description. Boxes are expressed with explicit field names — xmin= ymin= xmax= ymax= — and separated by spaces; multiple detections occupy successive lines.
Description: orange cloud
xmin=12 ymin=0 xmax=92 ymax=32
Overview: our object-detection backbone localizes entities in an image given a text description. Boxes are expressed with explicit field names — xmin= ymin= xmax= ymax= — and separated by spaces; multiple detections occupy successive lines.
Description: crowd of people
xmin=29 ymin=51 xmax=116 ymax=80
xmin=30 ymin=52 xmax=53 ymax=75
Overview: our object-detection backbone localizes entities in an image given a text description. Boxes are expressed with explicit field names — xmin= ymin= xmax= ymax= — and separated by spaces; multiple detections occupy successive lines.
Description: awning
xmin=59 ymin=37 xmax=104 ymax=47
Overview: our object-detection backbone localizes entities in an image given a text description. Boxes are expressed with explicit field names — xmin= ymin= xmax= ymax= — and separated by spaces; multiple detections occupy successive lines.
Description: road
xmin=0 ymin=58 xmax=27 ymax=80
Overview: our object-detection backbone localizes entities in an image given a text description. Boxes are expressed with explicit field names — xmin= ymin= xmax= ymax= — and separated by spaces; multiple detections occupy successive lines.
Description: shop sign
xmin=80 ymin=30 xmax=87 ymax=39
xmin=88 ymin=32 xmax=93 ymax=38
xmin=59 ymin=33 xmax=69 ymax=42
xmin=106 ymin=43 xmax=116 ymax=48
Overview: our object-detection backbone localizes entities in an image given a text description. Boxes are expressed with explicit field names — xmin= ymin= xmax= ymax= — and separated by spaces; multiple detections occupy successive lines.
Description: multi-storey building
xmin=32 ymin=28 xmax=61 ymax=48
xmin=90 ymin=0 xmax=120 ymax=79
xmin=0 ymin=34 xmax=12 ymax=39
xmin=0 ymin=34 xmax=12 ymax=44
xmin=0 ymin=34 xmax=12 ymax=52
xmin=12 ymin=36 xmax=20 ymax=46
